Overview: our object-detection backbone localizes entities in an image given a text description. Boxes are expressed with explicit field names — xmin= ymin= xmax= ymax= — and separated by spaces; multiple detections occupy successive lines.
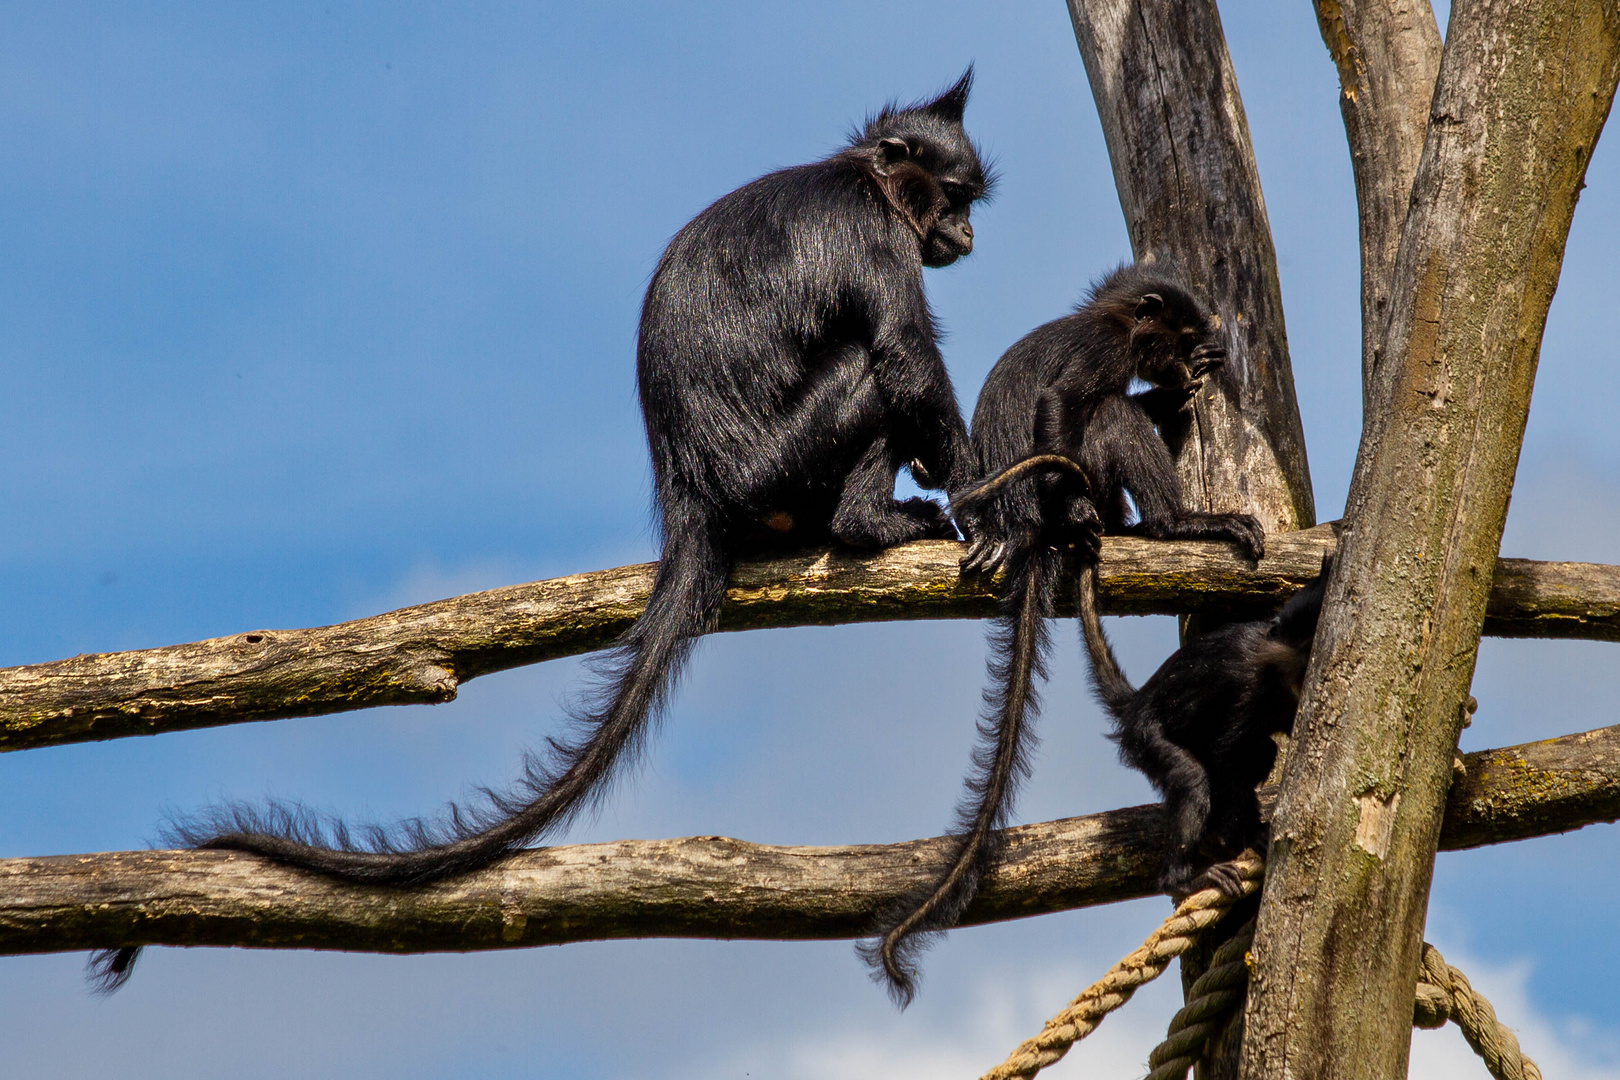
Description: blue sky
xmin=2 ymin=3 xmax=1617 ymax=1077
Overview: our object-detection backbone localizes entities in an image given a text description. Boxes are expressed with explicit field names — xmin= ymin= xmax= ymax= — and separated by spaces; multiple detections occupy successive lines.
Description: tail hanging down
xmin=89 ymin=516 xmax=731 ymax=992
xmin=861 ymin=543 xmax=1059 ymax=1006
xmin=1076 ymin=561 xmax=1136 ymax=718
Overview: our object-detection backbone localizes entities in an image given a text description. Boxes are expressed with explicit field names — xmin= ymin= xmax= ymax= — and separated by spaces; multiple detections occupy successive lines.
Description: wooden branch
xmin=1243 ymin=2 xmax=1620 ymax=1076
xmin=1066 ymin=0 xmax=1314 ymax=536
xmin=4 ymin=722 xmax=1617 ymax=958
xmin=7 ymin=526 xmax=1620 ymax=754
xmin=1312 ymin=0 xmax=1443 ymax=404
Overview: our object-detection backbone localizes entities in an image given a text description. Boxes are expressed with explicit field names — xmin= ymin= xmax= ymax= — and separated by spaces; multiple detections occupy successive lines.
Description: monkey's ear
xmin=924 ymin=66 xmax=974 ymax=122
xmin=1134 ymin=293 xmax=1164 ymax=320
xmin=875 ymin=137 xmax=910 ymax=173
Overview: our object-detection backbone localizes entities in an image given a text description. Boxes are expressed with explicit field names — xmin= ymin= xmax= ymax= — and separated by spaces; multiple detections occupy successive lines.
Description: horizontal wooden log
xmin=4 ymin=524 xmax=1618 ymax=753
xmin=4 ymin=722 xmax=1617 ymax=957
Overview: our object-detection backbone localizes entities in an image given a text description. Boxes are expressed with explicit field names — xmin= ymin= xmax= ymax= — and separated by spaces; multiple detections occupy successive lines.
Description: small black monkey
xmin=861 ymin=267 xmax=1263 ymax=1002
xmin=1078 ymin=560 xmax=1329 ymax=895
xmin=91 ymin=71 xmax=993 ymax=993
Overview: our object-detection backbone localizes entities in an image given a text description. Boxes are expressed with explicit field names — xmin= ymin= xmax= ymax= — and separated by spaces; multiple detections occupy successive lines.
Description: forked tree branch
xmin=2 ymin=721 xmax=1616 ymax=957
xmin=1245 ymin=1 xmax=1620 ymax=1074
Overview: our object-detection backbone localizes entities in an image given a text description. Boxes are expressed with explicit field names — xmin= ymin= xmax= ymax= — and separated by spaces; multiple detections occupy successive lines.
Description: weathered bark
xmin=1243 ymin=2 xmax=1620 ymax=1076
xmin=1312 ymin=0 xmax=1443 ymax=406
xmin=7 ymin=528 xmax=1620 ymax=754
xmin=6 ymin=722 xmax=1613 ymax=958
xmin=4 ymin=721 xmax=1617 ymax=957
xmin=1066 ymin=0 xmax=1314 ymax=537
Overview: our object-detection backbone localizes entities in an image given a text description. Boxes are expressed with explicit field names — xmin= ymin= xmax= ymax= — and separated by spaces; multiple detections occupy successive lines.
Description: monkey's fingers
xmin=1177 ymin=861 xmax=1247 ymax=900
xmin=960 ymin=537 xmax=1000 ymax=574
xmin=1236 ymin=516 xmax=1266 ymax=561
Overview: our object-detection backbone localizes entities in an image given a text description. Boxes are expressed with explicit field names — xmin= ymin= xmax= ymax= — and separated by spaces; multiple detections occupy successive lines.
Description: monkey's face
xmin=1131 ymin=290 xmax=1226 ymax=388
xmin=922 ymin=194 xmax=975 ymax=267
xmin=867 ymin=134 xmax=984 ymax=268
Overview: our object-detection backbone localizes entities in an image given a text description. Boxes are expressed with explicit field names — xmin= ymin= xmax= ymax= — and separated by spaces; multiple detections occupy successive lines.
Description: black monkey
xmin=90 ymin=71 xmax=993 ymax=993
xmin=861 ymin=266 xmax=1263 ymax=1001
xmin=1078 ymin=560 xmax=1329 ymax=894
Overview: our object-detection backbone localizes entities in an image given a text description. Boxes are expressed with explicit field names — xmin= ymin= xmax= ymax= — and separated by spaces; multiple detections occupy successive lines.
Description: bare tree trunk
xmin=1242 ymin=0 xmax=1620 ymax=1075
xmin=1065 ymin=0 xmax=1315 ymax=538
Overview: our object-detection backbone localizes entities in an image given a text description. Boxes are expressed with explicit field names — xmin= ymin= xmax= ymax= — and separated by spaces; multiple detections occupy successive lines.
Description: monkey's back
xmin=636 ymin=157 xmax=919 ymax=514
xmin=1115 ymin=621 xmax=1293 ymax=778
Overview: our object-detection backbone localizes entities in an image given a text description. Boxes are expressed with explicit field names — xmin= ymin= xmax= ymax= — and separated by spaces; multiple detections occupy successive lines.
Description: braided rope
xmin=984 ymin=851 xmax=1542 ymax=1080
xmin=1414 ymin=942 xmax=1542 ymax=1080
xmin=1140 ymin=935 xmax=1542 ymax=1080
xmin=978 ymin=851 xmax=1264 ymax=1080
xmin=1143 ymin=916 xmax=1256 ymax=1080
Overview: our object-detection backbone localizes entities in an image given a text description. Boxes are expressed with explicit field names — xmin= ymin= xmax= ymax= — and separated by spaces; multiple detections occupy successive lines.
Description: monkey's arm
xmin=861 ymin=271 xmax=973 ymax=493
xmin=1130 ymin=384 xmax=1197 ymax=429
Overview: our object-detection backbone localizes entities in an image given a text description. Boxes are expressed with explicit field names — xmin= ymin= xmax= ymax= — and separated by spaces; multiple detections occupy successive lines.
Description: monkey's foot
xmin=833 ymin=497 xmax=953 ymax=548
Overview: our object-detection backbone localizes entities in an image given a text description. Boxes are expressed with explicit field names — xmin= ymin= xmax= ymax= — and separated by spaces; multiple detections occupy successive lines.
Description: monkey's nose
xmin=961 ymin=223 xmax=973 ymax=239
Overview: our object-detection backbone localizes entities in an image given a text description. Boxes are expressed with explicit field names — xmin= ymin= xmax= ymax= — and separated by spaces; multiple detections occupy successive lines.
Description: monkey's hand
xmin=1220 ymin=513 xmax=1266 ymax=562
xmin=1166 ymin=861 xmax=1250 ymax=906
xmin=1169 ymin=859 xmax=1248 ymax=900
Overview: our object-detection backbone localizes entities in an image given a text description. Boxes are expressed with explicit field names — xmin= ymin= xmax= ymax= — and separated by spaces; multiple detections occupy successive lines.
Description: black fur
xmin=1079 ymin=560 xmax=1329 ymax=895
xmin=861 ymin=266 xmax=1264 ymax=1002
xmin=92 ymin=70 xmax=993 ymax=994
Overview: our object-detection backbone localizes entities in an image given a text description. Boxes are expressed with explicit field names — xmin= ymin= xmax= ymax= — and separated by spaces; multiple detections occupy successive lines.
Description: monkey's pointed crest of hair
xmin=862 ymin=65 xmax=976 ymax=135
xmin=924 ymin=65 xmax=974 ymax=122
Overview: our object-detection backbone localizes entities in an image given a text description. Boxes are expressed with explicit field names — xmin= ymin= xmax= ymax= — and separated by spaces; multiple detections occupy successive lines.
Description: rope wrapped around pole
xmin=982 ymin=851 xmax=1542 ymax=1080
xmin=978 ymin=851 xmax=1264 ymax=1080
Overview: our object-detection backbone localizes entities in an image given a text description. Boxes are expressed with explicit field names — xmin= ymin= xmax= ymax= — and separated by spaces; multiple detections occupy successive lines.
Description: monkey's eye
xmin=940 ymin=181 xmax=969 ymax=205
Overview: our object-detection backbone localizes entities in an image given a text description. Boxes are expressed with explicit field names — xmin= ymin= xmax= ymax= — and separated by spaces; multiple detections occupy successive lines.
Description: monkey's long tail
xmin=89 ymin=512 xmax=731 ymax=993
xmin=950 ymin=454 xmax=1090 ymax=517
xmin=1076 ymin=562 xmax=1136 ymax=718
xmin=861 ymin=544 xmax=1058 ymax=1007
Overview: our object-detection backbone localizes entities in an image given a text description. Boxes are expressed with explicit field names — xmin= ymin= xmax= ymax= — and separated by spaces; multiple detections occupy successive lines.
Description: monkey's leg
xmin=1084 ymin=397 xmax=1265 ymax=559
xmin=1119 ymin=720 xmax=1214 ymax=893
xmin=830 ymin=431 xmax=954 ymax=548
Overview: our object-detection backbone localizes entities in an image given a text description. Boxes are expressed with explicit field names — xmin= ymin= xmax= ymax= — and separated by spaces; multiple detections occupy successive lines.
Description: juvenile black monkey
xmin=1079 ymin=560 xmax=1329 ymax=894
xmin=861 ymin=267 xmax=1263 ymax=1002
xmin=91 ymin=71 xmax=993 ymax=993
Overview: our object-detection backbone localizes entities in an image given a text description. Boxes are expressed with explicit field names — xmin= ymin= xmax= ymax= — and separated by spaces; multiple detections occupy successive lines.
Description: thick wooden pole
xmin=1065 ymin=4 xmax=1318 ymax=1072
xmin=1066 ymin=0 xmax=1315 ymax=537
xmin=1242 ymin=1 xmax=1620 ymax=1075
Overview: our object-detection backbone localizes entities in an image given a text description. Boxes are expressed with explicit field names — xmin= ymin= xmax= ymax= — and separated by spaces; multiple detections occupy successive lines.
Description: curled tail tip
xmin=86 ymin=946 xmax=141 ymax=995
xmin=856 ymin=936 xmax=920 ymax=1009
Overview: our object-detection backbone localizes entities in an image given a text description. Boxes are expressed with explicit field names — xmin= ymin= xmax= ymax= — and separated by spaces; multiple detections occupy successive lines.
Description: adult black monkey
xmin=90 ymin=71 xmax=992 ymax=993
xmin=1079 ymin=560 xmax=1329 ymax=894
xmin=862 ymin=267 xmax=1264 ymax=1001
